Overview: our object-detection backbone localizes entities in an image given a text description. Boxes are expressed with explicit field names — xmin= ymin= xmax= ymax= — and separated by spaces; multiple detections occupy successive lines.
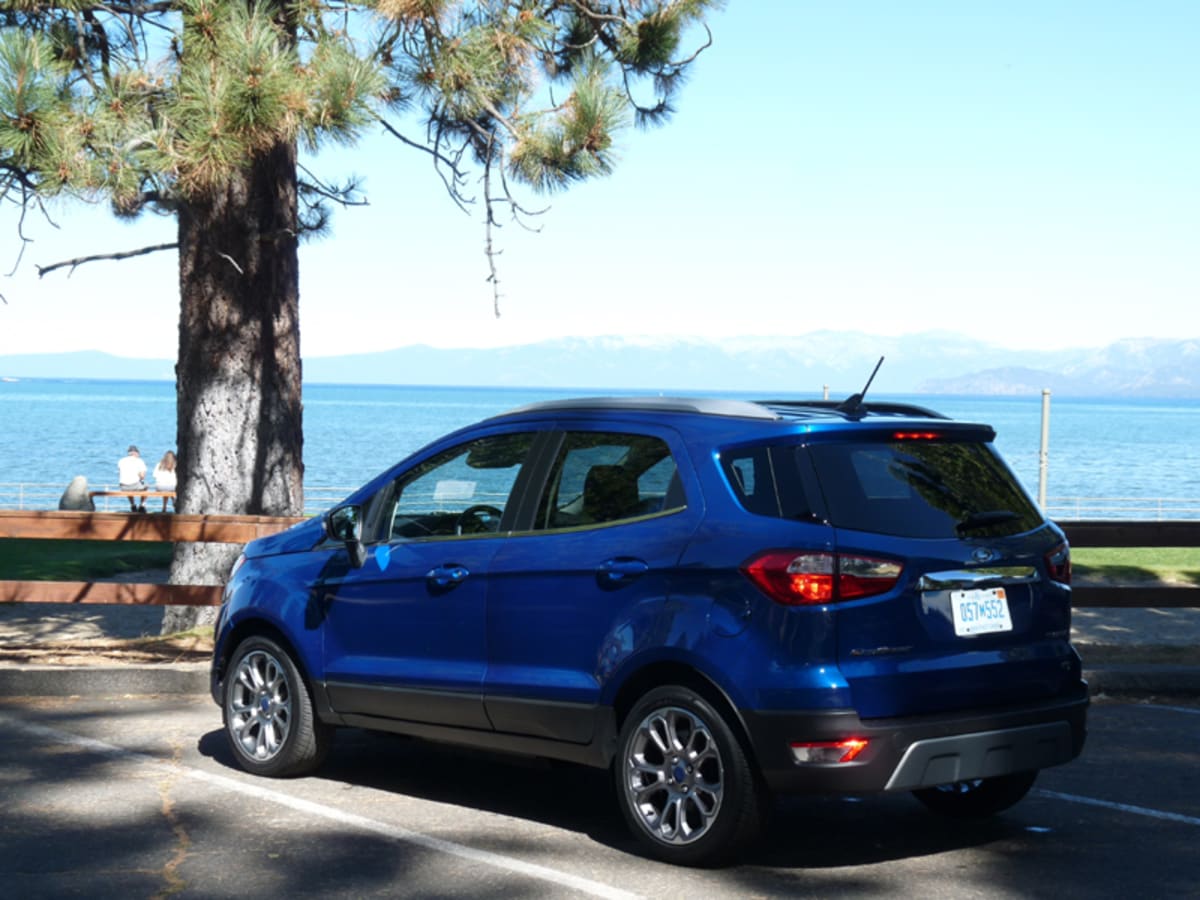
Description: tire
xmin=913 ymin=770 xmax=1038 ymax=818
xmin=223 ymin=636 xmax=332 ymax=778
xmin=614 ymin=685 xmax=764 ymax=867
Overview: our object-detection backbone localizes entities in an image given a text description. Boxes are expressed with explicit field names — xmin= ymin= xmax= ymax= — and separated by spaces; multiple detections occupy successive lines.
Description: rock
xmin=58 ymin=475 xmax=95 ymax=511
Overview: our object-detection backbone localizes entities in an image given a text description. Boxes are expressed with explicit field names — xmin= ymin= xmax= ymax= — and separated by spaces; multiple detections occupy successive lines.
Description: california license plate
xmin=950 ymin=587 xmax=1013 ymax=636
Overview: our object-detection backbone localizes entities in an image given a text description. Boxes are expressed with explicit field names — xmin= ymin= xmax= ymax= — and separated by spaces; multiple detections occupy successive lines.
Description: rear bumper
xmin=741 ymin=685 xmax=1089 ymax=794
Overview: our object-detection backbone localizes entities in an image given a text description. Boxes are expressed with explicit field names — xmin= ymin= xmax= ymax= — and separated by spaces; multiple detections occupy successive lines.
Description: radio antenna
xmin=836 ymin=356 xmax=885 ymax=417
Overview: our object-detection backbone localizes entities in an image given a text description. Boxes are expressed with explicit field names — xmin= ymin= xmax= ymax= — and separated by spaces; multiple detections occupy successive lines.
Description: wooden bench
xmin=89 ymin=489 xmax=177 ymax=511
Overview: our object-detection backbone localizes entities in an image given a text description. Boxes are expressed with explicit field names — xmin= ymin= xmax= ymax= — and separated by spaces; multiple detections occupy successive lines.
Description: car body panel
xmin=828 ymin=524 xmax=1079 ymax=719
xmin=485 ymin=516 xmax=685 ymax=742
xmin=318 ymin=535 xmax=502 ymax=729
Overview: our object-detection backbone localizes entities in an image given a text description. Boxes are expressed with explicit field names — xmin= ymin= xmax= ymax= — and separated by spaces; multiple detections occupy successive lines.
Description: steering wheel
xmin=456 ymin=504 xmax=503 ymax=534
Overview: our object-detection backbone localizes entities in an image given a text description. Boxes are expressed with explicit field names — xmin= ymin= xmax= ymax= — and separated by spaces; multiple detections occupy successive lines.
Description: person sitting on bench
xmin=153 ymin=450 xmax=177 ymax=513
xmin=117 ymin=445 xmax=148 ymax=512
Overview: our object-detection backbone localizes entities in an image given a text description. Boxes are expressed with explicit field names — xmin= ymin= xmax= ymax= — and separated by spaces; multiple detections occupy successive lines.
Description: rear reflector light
xmin=790 ymin=738 xmax=870 ymax=764
xmin=741 ymin=551 xmax=903 ymax=605
xmin=1045 ymin=541 xmax=1071 ymax=584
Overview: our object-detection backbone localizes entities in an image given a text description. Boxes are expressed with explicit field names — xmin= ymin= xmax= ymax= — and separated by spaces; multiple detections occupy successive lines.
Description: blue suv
xmin=211 ymin=396 xmax=1087 ymax=866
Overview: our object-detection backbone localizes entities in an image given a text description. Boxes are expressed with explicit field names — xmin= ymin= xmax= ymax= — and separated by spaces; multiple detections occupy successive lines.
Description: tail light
xmin=741 ymin=551 xmax=903 ymax=605
xmin=1045 ymin=542 xmax=1071 ymax=585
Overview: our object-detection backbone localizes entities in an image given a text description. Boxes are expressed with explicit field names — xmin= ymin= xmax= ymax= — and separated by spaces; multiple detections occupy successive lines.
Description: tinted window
xmin=807 ymin=440 xmax=1042 ymax=538
xmin=534 ymin=432 xmax=682 ymax=529
xmin=721 ymin=445 xmax=817 ymax=520
xmin=721 ymin=446 xmax=780 ymax=517
xmin=387 ymin=433 xmax=533 ymax=539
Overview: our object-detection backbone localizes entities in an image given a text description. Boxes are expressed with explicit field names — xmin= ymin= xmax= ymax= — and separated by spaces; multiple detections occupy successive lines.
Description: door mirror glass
xmin=326 ymin=504 xmax=363 ymax=544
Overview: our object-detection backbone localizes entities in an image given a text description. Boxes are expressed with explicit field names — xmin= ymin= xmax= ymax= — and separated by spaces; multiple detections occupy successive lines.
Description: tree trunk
xmin=162 ymin=140 xmax=303 ymax=633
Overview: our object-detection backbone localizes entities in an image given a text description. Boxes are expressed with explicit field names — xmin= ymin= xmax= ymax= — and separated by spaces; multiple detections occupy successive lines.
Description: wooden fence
xmin=0 ymin=510 xmax=305 ymax=607
xmin=1060 ymin=520 xmax=1199 ymax=608
xmin=0 ymin=512 xmax=1196 ymax=609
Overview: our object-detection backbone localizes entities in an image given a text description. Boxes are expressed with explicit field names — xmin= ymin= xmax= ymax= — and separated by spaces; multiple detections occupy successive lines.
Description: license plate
xmin=950 ymin=588 xmax=1012 ymax=636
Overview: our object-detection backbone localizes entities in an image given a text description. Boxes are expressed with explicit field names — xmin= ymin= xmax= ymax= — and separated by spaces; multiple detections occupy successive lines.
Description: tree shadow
xmin=198 ymin=726 xmax=1018 ymax=870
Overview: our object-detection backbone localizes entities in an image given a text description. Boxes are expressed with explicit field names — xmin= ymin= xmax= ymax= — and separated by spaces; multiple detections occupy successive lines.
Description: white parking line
xmin=1141 ymin=704 xmax=1200 ymax=716
xmin=6 ymin=717 xmax=642 ymax=900
xmin=1037 ymin=790 xmax=1200 ymax=827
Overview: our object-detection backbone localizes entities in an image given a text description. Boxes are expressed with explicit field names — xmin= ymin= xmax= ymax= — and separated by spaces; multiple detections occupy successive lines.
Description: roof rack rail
xmin=499 ymin=396 xmax=779 ymax=420
xmin=756 ymin=400 xmax=950 ymax=420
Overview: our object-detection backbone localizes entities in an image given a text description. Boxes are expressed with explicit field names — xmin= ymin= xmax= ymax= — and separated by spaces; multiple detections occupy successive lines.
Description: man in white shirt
xmin=117 ymin=445 xmax=148 ymax=511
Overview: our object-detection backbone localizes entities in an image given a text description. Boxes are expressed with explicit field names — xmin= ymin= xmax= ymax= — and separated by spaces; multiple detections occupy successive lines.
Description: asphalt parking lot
xmin=1 ymin=694 xmax=1198 ymax=899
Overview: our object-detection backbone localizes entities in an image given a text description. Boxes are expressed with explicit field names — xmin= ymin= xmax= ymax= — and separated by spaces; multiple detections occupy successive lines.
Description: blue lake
xmin=2 ymin=379 xmax=1198 ymax=515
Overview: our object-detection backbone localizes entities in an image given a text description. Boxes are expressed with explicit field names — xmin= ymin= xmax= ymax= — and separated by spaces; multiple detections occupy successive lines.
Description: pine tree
xmin=0 ymin=1 xmax=720 ymax=626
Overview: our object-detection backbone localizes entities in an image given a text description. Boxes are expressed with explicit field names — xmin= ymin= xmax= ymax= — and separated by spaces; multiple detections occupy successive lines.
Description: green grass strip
xmin=1072 ymin=547 xmax=1200 ymax=586
xmin=0 ymin=539 xmax=173 ymax=581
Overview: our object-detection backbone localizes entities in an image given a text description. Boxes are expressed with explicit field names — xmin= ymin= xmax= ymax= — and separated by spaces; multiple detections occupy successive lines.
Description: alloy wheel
xmin=227 ymin=648 xmax=293 ymax=762
xmin=622 ymin=705 xmax=725 ymax=846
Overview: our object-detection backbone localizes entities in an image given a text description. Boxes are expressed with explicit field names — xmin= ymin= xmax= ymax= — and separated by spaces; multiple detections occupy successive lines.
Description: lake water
xmin=2 ymin=379 xmax=1198 ymax=516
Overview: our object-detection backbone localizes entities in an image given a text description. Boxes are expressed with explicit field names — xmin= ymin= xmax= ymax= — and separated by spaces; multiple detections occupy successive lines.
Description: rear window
xmin=807 ymin=440 xmax=1043 ymax=538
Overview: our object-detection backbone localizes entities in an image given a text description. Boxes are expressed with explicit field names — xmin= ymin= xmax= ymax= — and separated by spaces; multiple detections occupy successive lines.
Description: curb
xmin=0 ymin=662 xmax=1197 ymax=699
xmin=0 ymin=663 xmax=208 ymax=697
xmin=1083 ymin=664 xmax=1200 ymax=697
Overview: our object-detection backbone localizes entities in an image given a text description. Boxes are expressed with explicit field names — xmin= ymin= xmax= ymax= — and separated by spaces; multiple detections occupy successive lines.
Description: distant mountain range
xmin=2 ymin=334 xmax=1198 ymax=397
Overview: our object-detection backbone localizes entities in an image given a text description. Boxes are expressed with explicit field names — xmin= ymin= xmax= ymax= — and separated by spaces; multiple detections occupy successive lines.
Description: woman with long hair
xmin=153 ymin=450 xmax=177 ymax=512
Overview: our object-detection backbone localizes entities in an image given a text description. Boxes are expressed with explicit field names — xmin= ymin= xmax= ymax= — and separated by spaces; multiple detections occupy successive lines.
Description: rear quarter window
xmin=720 ymin=445 xmax=816 ymax=520
xmin=722 ymin=447 xmax=780 ymax=517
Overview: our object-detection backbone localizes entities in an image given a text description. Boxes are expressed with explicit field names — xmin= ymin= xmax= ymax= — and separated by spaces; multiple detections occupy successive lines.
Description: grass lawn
xmin=0 ymin=539 xmax=173 ymax=581
xmin=1070 ymin=547 xmax=1199 ymax=585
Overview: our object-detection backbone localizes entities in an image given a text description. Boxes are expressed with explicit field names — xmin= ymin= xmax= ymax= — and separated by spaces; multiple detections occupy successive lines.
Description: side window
xmin=721 ymin=447 xmax=781 ymax=517
xmin=388 ymin=433 xmax=533 ymax=539
xmin=534 ymin=432 xmax=683 ymax=530
xmin=721 ymin=444 xmax=818 ymax=521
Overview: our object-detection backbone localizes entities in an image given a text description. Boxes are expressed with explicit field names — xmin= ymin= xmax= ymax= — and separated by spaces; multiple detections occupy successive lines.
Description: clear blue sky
xmin=1 ymin=2 xmax=1196 ymax=358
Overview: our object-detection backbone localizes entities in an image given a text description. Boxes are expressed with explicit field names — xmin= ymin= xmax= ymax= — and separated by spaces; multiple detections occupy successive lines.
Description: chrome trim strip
xmin=918 ymin=566 xmax=1038 ymax=591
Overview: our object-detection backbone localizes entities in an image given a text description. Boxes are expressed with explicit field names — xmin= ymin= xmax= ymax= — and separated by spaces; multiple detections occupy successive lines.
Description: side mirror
xmin=325 ymin=505 xmax=367 ymax=568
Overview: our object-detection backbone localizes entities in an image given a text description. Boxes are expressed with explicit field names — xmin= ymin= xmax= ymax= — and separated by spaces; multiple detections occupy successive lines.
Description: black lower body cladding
xmin=739 ymin=686 xmax=1089 ymax=794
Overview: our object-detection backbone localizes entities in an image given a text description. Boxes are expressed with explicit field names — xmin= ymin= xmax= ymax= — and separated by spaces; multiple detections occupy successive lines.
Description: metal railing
xmin=0 ymin=483 xmax=62 ymax=511
xmin=1045 ymin=497 xmax=1200 ymax=521
xmin=0 ymin=483 xmax=356 ymax=517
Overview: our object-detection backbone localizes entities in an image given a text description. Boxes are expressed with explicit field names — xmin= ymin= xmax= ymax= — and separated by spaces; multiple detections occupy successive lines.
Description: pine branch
xmin=565 ymin=1 xmax=628 ymax=28
xmin=297 ymin=166 xmax=368 ymax=208
xmin=35 ymin=242 xmax=177 ymax=278
xmin=381 ymin=116 xmax=473 ymax=212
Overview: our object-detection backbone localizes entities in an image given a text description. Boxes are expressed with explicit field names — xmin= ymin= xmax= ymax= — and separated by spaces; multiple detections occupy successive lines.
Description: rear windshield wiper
xmin=956 ymin=510 xmax=1020 ymax=533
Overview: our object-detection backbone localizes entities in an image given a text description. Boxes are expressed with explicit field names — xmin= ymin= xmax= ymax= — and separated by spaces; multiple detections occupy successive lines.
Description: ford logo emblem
xmin=971 ymin=547 xmax=999 ymax=564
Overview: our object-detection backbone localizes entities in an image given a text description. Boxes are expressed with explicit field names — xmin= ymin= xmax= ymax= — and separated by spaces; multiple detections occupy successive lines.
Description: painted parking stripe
xmin=7 ymin=717 xmax=642 ymax=900
xmin=1142 ymin=704 xmax=1200 ymax=716
xmin=1037 ymin=790 xmax=1200 ymax=827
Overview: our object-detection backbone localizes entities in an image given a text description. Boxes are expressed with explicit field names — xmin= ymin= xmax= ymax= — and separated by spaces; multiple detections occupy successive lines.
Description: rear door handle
xmin=427 ymin=564 xmax=470 ymax=589
xmin=597 ymin=557 xmax=649 ymax=587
